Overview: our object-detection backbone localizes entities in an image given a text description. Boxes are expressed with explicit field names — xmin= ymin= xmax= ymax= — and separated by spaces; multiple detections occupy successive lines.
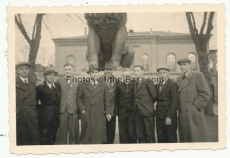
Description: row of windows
xmin=66 ymin=53 xmax=198 ymax=71
xmin=141 ymin=53 xmax=197 ymax=70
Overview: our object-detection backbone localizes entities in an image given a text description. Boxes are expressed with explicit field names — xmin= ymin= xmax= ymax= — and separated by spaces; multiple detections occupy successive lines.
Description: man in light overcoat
xmin=77 ymin=64 xmax=111 ymax=144
xmin=177 ymin=58 xmax=211 ymax=142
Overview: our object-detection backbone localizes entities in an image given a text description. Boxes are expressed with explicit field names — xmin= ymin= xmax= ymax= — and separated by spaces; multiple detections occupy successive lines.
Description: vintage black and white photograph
xmin=8 ymin=4 xmax=225 ymax=153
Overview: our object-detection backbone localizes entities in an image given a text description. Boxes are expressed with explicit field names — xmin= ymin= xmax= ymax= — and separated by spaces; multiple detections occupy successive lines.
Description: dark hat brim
xmin=157 ymin=67 xmax=170 ymax=72
xmin=44 ymin=71 xmax=58 ymax=76
xmin=103 ymin=66 xmax=116 ymax=69
xmin=86 ymin=68 xmax=101 ymax=74
xmin=177 ymin=59 xmax=191 ymax=65
xmin=16 ymin=62 xmax=31 ymax=69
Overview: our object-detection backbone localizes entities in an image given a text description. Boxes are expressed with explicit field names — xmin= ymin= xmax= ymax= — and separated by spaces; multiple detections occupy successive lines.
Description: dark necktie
xmin=51 ymin=84 xmax=54 ymax=89
xmin=24 ymin=79 xmax=28 ymax=86
xmin=182 ymin=73 xmax=186 ymax=79
xmin=159 ymin=83 xmax=163 ymax=91
xmin=126 ymin=84 xmax=129 ymax=93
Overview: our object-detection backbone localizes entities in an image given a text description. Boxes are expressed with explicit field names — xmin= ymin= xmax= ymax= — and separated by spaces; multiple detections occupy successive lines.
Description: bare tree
xmin=37 ymin=47 xmax=48 ymax=66
xmin=20 ymin=44 xmax=29 ymax=61
xmin=15 ymin=13 xmax=45 ymax=80
xmin=186 ymin=12 xmax=215 ymax=115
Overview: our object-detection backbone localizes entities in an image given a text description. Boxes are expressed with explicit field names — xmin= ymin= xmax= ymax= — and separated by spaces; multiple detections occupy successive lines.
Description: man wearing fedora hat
xmin=16 ymin=62 xmax=39 ymax=145
xmin=77 ymin=64 xmax=111 ymax=144
xmin=156 ymin=67 xmax=179 ymax=143
xmin=103 ymin=60 xmax=117 ymax=144
xmin=177 ymin=58 xmax=211 ymax=142
xmin=36 ymin=70 xmax=60 ymax=145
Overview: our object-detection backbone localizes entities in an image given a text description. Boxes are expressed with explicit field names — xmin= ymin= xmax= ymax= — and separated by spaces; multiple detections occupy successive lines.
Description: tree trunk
xmin=186 ymin=12 xmax=215 ymax=115
xmin=15 ymin=14 xmax=44 ymax=81
xmin=196 ymin=47 xmax=214 ymax=115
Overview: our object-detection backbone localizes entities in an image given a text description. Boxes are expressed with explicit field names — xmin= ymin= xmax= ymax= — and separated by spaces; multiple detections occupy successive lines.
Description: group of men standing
xmin=15 ymin=58 xmax=211 ymax=145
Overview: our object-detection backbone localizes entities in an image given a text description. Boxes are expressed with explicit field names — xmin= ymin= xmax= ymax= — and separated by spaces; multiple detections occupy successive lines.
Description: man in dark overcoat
xmin=133 ymin=65 xmax=157 ymax=143
xmin=16 ymin=62 xmax=39 ymax=145
xmin=116 ymin=68 xmax=136 ymax=143
xmin=77 ymin=64 xmax=111 ymax=144
xmin=36 ymin=70 xmax=60 ymax=145
xmin=177 ymin=58 xmax=211 ymax=142
xmin=155 ymin=67 xmax=179 ymax=143
xmin=56 ymin=63 xmax=79 ymax=144
xmin=103 ymin=60 xmax=117 ymax=144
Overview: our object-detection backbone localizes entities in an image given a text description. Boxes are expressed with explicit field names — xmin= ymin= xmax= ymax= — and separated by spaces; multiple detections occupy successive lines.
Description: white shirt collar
xmin=90 ymin=79 xmax=98 ymax=85
xmin=46 ymin=81 xmax=55 ymax=89
xmin=19 ymin=76 xmax=28 ymax=84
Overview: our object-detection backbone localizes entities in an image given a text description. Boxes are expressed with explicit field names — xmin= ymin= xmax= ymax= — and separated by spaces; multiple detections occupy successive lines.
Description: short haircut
xmin=134 ymin=65 xmax=143 ymax=70
xmin=64 ymin=63 xmax=73 ymax=68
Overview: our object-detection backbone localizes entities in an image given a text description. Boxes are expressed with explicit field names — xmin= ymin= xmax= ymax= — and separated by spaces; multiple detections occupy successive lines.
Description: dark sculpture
xmin=85 ymin=13 xmax=134 ymax=70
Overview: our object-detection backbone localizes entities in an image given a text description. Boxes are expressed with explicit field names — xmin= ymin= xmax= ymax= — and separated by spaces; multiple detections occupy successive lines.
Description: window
xmin=66 ymin=55 xmax=75 ymax=69
xmin=209 ymin=57 xmax=213 ymax=72
xmin=142 ymin=54 xmax=149 ymax=70
xmin=188 ymin=53 xmax=197 ymax=70
xmin=167 ymin=53 xmax=176 ymax=69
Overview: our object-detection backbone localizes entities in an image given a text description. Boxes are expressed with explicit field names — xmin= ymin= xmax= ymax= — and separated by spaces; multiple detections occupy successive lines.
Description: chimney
xmin=150 ymin=28 xmax=152 ymax=34
xmin=129 ymin=29 xmax=134 ymax=33
xmin=84 ymin=27 xmax=87 ymax=36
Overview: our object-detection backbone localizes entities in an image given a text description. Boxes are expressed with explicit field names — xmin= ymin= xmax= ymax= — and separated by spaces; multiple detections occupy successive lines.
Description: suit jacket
xmin=156 ymin=78 xmax=179 ymax=119
xmin=104 ymin=75 xmax=117 ymax=116
xmin=36 ymin=82 xmax=60 ymax=123
xmin=116 ymin=82 xmax=134 ymax=115
xmin=177 ymin=70 xmax=211 ymax=142
xmin=134 ymin=81 xmax=157 ymax=116
xmin=16 ymin=76 xmax=37 ymax=113
xmin=57 ymin=77 xmax=78 ymax=114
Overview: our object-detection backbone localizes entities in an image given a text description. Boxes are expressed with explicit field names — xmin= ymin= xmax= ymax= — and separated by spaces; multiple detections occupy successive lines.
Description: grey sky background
xmin=15 ymin=12 xmax=217 ymax=66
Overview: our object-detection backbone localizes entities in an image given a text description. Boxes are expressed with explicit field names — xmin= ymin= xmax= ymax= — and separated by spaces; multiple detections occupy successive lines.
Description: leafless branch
xmin=15 ymin=14 xmax=31 ymax=44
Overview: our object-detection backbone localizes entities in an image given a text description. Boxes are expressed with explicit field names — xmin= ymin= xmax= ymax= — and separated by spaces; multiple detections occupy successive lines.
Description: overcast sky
xmin=15 ymin=12 xmax=217 ymax=65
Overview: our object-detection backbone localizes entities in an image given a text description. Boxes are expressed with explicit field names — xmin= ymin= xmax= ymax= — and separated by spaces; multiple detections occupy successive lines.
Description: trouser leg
xmin=127 ymin=111 xmax=137 ymax=143
xmin=68 ymin=113 xmax=80 ymax=144
xmin=56 ymin=109 xmax=68 ymax=144
xmin=106 ymin=116 xmax=116 ymax=144
xmin=156 ymin=117 xmax=167 ymax=143
xmin=144 ymin=115 xmax=155 ymax=143
xmin=166 ymin=116 xmax=177 ymax=143
xmin=134 ymin=109 xmax=147 ymax=143
xmin=118 ymin=113 xmax=129 ymax=143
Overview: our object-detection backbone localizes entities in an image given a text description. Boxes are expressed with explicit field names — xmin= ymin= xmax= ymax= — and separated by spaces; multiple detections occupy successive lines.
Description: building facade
xmin=53 ymin=31 xmax=202 ymax=81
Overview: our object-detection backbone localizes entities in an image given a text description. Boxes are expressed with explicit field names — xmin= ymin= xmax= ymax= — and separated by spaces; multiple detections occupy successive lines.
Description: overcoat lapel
xmin=86 ymin=83 xmax=94 ymax=94
xmin=16 ymin=76 xmax=27 ymax=92
xmin=92 ymin=83 xmax=103 ymax=97
xmin=23 ymin=79 xmax=35 ymax=99
xmin=178 ymin=70 xmax=193 ymax=92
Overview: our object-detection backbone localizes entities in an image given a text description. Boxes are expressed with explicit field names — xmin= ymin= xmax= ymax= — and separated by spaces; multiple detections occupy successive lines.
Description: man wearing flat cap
xmin=156 ymin=67 xmax=179 ymax=143
xmin=77 ymin=64 xmax=111 ymax=144
xmin=102 ymin=60 xmax=117 ymax=144
xmin=16 ymin=62 xmax=39 ymax=145
xmin=36 ymin=70 xmax=60 ymax=145
xmin=176 ymin=58 xmax=211 ymax=142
